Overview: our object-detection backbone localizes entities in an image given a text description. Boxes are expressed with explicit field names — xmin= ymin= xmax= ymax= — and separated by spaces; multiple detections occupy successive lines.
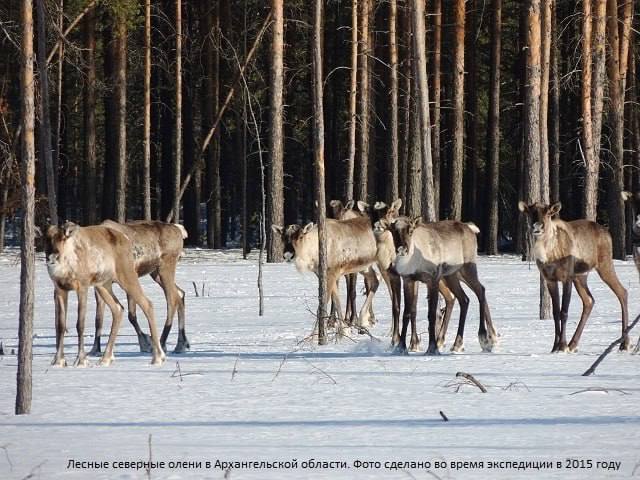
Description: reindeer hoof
xmin=409 ymin=341 xmax=421 ymax=352
xmin=451 ymin=343 xmax=464 ymax=353
xmin=619 ymin=338 xmax=631 ymax=352
xmin=51 ymin=357 xmax=67 ymax=367
xmin=173 ymin=340 xmax=190 ymax=354
xmin=424 ymin=346 xmax=440 ymax=356
xmin=98 ymin=354 xmax=114 ymax=366
xmin=139 ymin=334 xmax=153 ymax=353
xmin=151 ymin=353 xmax=166 ymax=366
xmin=392 ymin=345 xmax=409 ymax=356
xmin=88 ymin=346 xmax=101 ymax=357
xmin=478 ymin=334 xmax=494 ymax=353
xmin=73 ymin=355 xmax=89 ymax=368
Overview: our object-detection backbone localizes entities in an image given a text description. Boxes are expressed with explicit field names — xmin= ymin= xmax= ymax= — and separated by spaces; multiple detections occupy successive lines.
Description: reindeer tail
xmin=173 ymin=224 xmax=188 ymax=239
xmin=465 ymin=222 xmax=480 ymax=235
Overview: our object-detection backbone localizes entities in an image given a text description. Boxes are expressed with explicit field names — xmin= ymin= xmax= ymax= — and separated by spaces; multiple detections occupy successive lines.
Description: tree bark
xmin=17 ymin=0 xmax=35 ymax=415
xmin=582 ymin=0 xmax=598 ymax=220
xmin=143 ymin=0 xmax=151 ymax=220
xmin=523 ymin=0 xmax=541 ymax=207
xmin=102 ymin=17 xmax=116 ymax=221
xmin=312 ymin=0 xmax=328 ymax=345
xmin=388 ymin=0 xmax=399 ymax=203
xmin=82 ymin=3 xmax=97 ymax=225
xmin=606 ymin=0 xmax=625 ymax=259
xmin=356 ymin=0 xmax=370 ymax=203
xmin=549 ymin=0 xmax=560 ymax=203
xmin=486 ymin=0 xmax=502 ymax=255
xmin=267 ymin=0 xmax=285 ymax=262
xmin=540 ymin=0 xmax=551 ymax=204
xmin=411 ymin=0 xmax=435 ymax=221
xmin=115 ymin=13 xmax=127 ymax=222
xmin=346 ymin=0 xmax=357 ymax=200
xmin=431 ymin=0 xmax=442 ymax=217
xmin=407 ymin=59 xmax=422 ymax=218
xmin=35 ymin=0 xmax=58 ymax=225
xmin=173 ymin=0 xmax=182 ymax=224
xmin=465 ymin=0 xmax=479 ymax=224
xmin=450 ymin=0 xmax=465 ymax=221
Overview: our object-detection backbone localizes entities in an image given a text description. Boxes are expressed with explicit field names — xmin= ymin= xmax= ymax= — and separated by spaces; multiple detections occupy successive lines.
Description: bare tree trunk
xmin=524 ymin=0 xmax=541 ymax=207
xmin=549 ymin=0 xmax=560 ymax=204
xmin=411 ymin=0 xmax=435 ymax=221
xmin=618 ymin=0 xmax=633 ymax=94
xmin=606 ymin=0 xmax=626 ymax=259
xmin=591 ymin=0 xmax=606 ymax=170
xmin=346 ymin=0 xmax=358 ymax=200
xmin=486 ymin=0 xmax=502 ymax=255
xmin=82 ymin=3 xmax=97 ymax=225
xmin=450 ymin=0 xmax=465 ymax=221
xmin=211 ymin=3 xmax=222 ymax=247
xmin=17 ymin=0 xmax=35 ymax=415
xmin=540 ymin=0 xmax=551 ymax=203
xmin=267 ymin=0 xmax=285 ymax=262
xmin=173 ymin=0 xmax=182 ymax=224
xmin=115 ymin=14 xmax=127 ymax=222
xmin=54 ymin=0 xmax=63 ymax=220
xmin=582 ymin=0 xmax=597 ymax=220
xmin=241 ymin=0 xmax=249 ymax=258
xmin=143 ymin=0 xmax=151 ymax=220
xmin=312 ymin=0 xmax=328 ymax=345
xmin=388 ymin=0 xmax=399 ymax=203
xmin=407 ymin=60 xmax=422 ymax=218
xmin=35 ymin=0 xmax=58 ymax=225
xmin=356 ymin=0 xmax=370 ymax=203
xmin=399 ymin=3 xmax=411 ymax=206
xmin=465 ymin=0 xmax=479 ymax=224
xmin=431 ymin=0 xmax=442 ymax=217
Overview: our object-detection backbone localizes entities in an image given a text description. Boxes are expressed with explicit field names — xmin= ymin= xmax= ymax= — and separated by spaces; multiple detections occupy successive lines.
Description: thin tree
xmin=450 ymin=0 xmax=465 ymax=221
xmin=411 ymin=0 xmax=435 ymax=221
xmin=312 ymin=0 xmax=328 ymax=345
xmin=388 ymin=0 xmax=399 ymax=203
xmin=431 ymin=0 xmax=442 ymax=216
xmin=540 ymin=0 xmax=551 ymax=204
xmin=582 ymin=0 xmax=598 ymax=219
xmin=465 ymin=0 xmax=479 ymax=223
xmin=346 ymin=0 xmax=357 ymax=200
xmin=35 ymin=0 xmax=58 ymax=225
xmin=115 ymin=10 xmax=127 ymax=222
xmin=267 ymin=0 xmax=285 ymax=262
xmin=549 ymin=0 xmax=560 ymax=203
xmin=143 ymin=0 xmax=151 ymax=220
xmin=82 ymin=2 xmax=97 ymax=225
xmin=16 ymin=0 xmax=36 ymax=415
xmin=356 ymin=0 xmax=370 ymax=203
xmin=173 ymin=0 xmax=182 ymax=225
xmin=591 ymin=0 xmax=606 ymax=185
xmin=486 ymin=0 xmax=502 ymax=255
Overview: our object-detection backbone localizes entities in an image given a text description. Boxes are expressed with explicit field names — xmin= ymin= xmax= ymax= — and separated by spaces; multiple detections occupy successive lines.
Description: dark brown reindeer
xmin=519 ymin=201 xmax=629 ymax=352
xmin=91 ymin=220 xmax=189 ymax=354
xmin=389 ymin=217 xmax=497 ymax=354
xmin=45 ymin=222 xmax=166 ymax=367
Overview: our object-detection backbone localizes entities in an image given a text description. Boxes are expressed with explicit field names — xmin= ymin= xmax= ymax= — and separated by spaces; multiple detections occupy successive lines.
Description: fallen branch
xmin=0 ymin=444 xmax=12 ymax=471
xmin=231 ymin=355 xmax=240 ymax=381
xmin=191 ymin=281 xmax=200 ymax=297
xmin=302 ymin=358 xmax=337 ymax=384
xmin=455 ymin=372 xmax=487 ymax=393
xmin=271 ymin=354 xmax=289 ymax=382
xmin=439 ymin=410 xmax=449 ymax=422
xmin=582 ymin=314 xmax=640 ymax=376
xmin=146 ymin=434 xmax=152 ymax=480
xmin=569 ymin=387 xmax=630 ymax=396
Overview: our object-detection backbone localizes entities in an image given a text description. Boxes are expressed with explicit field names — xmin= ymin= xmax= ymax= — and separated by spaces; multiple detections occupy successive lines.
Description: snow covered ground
xmin=1 ymin=248 xmax=640 ymax=479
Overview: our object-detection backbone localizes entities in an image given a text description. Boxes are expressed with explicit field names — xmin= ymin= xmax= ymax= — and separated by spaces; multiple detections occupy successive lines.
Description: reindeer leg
xmin=425 ymin=281 xmax=440 ymax=356
xmin=545 ymin=280 xmax=562 ymax=352
xmin=127 ymin=293 xmax=153 ymax=353
xmin=595 ymin=265 xmax=630 ymax=351
xmin=345 ymin=273 xmax=356 ymax=326
xmin=52 ymin=286 xmax=68 ymax=367
xmin=89 ymin=288 xmax=103 ymax=356
xmin=459 ymin=263 xmax=496 ymax=352
xmin=328 ymin=279 xmax=339 ymax=328
xmin=436 ymin=279 xmax=456 ymax=349
xmin=327 ymin=271 xmax=348 ymax=338
xmin=442 ymin=275 xmax=469 ymax=353
xmin=409 ymin=280 xmax=420 ymax=351
xmin=356 ymin=267 xmax=379 ymax=330
xmin=73 ymin=287 xmax=89 ymax=367
xmin=381 ymin=269 xmax=401 ymax=346
xmin=95 ymin=284 xmax=124 ymax=367
xmin=174 ymin=284 xmax=190 ymax=353
xmin=394 ymin=277 xmax=415 ymax=355
xmin=557 ymin=279 xmax=572 ymax=352
xmin=567 ymin=275 xmax=594 ymax=353
xmin=364 ymin=270 xmax=376 ymax=325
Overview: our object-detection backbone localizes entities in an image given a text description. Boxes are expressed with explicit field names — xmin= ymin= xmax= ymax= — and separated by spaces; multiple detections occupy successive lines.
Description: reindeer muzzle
xmin=532 ymin=222 xmax=544 ymax=237
xmin=397 ymin=246 xmax=408 ymax=256
xmin=283 ymin=251 xmax=294 ymax=262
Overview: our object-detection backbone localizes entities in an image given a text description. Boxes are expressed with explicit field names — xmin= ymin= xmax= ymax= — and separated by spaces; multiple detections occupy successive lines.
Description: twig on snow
xmin=583 ymin=313 xmax=640 ymax=376
xmin=0 ymin=444 xmax=13 ymax=471
xmin=455 ymin=372 xmax=487 ymax=393
xmin=569 ymin=387 xmax=629 ymax=396
xmin=20 ymin=461 xmax=46 ymax=480
xmin=439 ymin=410 xmax=449 ymax=422
xmin=302 ymin=358 xmax=337 ymax=384
xmin=271 ymin=354 xmax=289 ymax=382
xmin=231 ymin=355 xmax=240 ymax=381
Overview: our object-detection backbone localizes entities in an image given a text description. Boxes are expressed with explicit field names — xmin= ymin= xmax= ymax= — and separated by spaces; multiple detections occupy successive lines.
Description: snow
xmin=0 ymin=248 xmax=640 ymax=479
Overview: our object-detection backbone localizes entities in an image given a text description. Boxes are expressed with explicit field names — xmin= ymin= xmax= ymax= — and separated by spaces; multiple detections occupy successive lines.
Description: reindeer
xmin=91 ymin=220 xmax=189 ymax=354
xmin=519 ymin=201 xmax=629 ymax=352
xmin=44 ymin=222 xmax=166 ymax=367
xmin=373 ymin=215 xmax=456 ymax=351
xmin=272 ymin=215 xmax=380 ymax=336
xmin=389 ymin=217 xmax=497 ymax=354
xmin=622 ymin=191 xmax=640 ymax=280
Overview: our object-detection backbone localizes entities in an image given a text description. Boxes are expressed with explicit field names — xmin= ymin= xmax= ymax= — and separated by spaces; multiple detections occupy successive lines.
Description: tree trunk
xmin=411 ymin=0 xmax=435 ymax=221
xmin=102 ymin=17 xmax=117 ymax=221
xmin=54 ymin=0 xmax=63 ymax=221
xmin=312 ymin=0 xmax=328 ymax=345
xmin=523 ymin=0 xmax=541 ymax=207
xmin=388 ymin=0 xmax=399 ymax=203
xmin=486 ymin=0 xmax=501 ymax=255
xmin=606 ymin=0 xmax=625 ymax=259
xmin=143 ymin=0 xmax=151 ymax=220
xmin=17 ymin=0 xmax=35 ymax=416
xmin=591 ymin=0 xmax=606 ymax=173
xmin=465 ymin=0 xmax=479 ymax=225
xmin=115 ymin=14 xmax=127 ymax=222
xmin=172 ymin=0 xmax=182 ymax=224
xmin=450 ymin=0 xmax=465 ymax=221
xmin=549 ymin=0 xmax=560 ymax=204
xmin=346 ymin=0 xmax=357 ymax=200
xmin=267 ymin=0 xmax=285 ymax=262
xmin=582 ymin=0 xmax=597 ymax=220
xmin=431 ymin=0 xmax=442 ymax=217
xmin=399 ymin=3 xmax=412 ymax=206
xmin=82 ymin=3 xmax=97 ymax=225
xmin=539 ymin=0 xmax=551 ymax=204
xmin=35 ymin=0 xmax=58 ymax=225
xmin=407 ymin=60 xmax=422 ymax=218
xmin=356 ymin=0 xmax=370 ymax=203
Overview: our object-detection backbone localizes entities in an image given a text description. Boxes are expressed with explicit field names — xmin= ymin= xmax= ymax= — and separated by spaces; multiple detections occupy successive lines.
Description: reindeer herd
xmin=41 ymin=192 xmax=640 ymax=367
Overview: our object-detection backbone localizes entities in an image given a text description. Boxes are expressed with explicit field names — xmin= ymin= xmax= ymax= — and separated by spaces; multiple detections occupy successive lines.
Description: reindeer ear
xmin=34 ymin=226 xmax=43 ymax=239
xmin=302 ymin=222 xmax=314 ymax=234
xmin=622 ymin=191 xmax=633 ymax=202
xmin=411 ymin=216 xmax=422 ymax=227
xmin=46 ymin=225 xmax=59 ymax=238
xmin=271 ymin=225 xmax=284 ymax=235
xmin=518 ymin=201 xmax=529 ymax=213
xmin=63 ymin=221 xmax=79 ymax=238
xmin=345 ymin=200 xmax=355 ymax=210
xmin=391 ymin=198 xmax=402 ymax=211
xmin=356 ymin=200 xmax=369 ymax=212
xmin=548 ymin=202 xmax=562 ymax=216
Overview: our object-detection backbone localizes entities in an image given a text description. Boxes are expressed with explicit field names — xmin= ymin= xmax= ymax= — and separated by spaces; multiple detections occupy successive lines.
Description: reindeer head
xmin=372 ymin=198 xmax=402 ymax=224
xmin=518 ymin=201 xmax=562 ymax=238
xmin=271 ymin=223 xmax=313 ymax=262
xmin=622 ymin=191 xmax=640 ymax=237
xmin=390 ymin=215 xmax=421 ymax=256
xmin=44 ymin=221 xmax=79 ymax=265
xmin=329 ymin=199 xmax=361 ymax=220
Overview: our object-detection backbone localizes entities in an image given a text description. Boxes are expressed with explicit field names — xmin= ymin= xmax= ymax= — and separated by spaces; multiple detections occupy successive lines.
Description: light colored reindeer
xmin=519 ymin=201 xmax=629 ymax=352
xmin=44 ymin=222 xmax=166 ymax=367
